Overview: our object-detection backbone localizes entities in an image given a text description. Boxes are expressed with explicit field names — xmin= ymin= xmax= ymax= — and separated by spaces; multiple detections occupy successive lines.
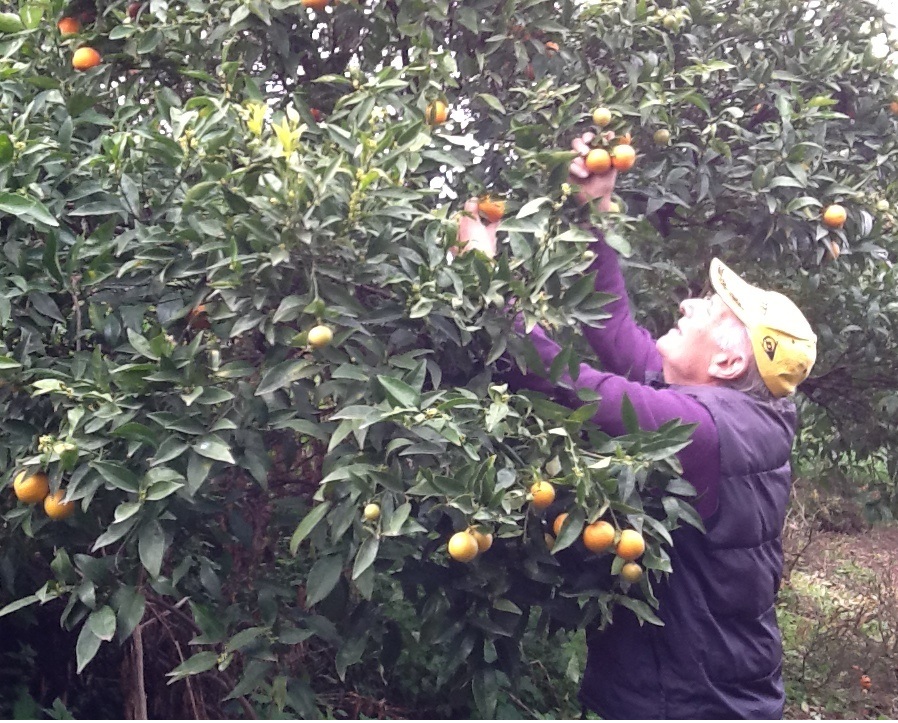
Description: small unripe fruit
xmin=592 ymin=107 xmax=612 ymax=127
xmin=363 ymin=503 xmax=381 ymax=521
xmin=621 ymin=562 xmax=643 ymax=583
xmin=653 ymin=128 xmax=671 ymax=145
xmin=308 ymin=324 xmax=333 ymax=349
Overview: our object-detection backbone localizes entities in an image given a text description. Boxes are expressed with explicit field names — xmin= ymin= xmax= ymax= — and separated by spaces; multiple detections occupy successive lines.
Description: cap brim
xmin=710 ymin=258 xmax=769 ymax=328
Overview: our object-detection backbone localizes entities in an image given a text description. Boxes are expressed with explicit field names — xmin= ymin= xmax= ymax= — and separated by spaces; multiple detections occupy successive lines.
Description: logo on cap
xmin=762 ymin=336 xmax=777 ymax=360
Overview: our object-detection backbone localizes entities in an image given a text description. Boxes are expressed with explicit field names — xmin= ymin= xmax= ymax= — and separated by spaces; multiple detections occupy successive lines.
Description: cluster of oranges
xmin=447 ymin=527 xmax=494 ymax=562
xmin=11 ymin=470 xmax=75 ymax=520
xmin=585 ymin=107 xmax=638 ymax=175
xmin=56 ymin=15 xmax=103 ymax=71
xmin=530 ymin=480 xmax=647 ymax=583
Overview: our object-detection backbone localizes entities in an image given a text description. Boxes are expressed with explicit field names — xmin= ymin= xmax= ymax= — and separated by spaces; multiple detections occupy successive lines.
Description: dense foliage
xmin=0 ymin=0 xmax=896 ymax=717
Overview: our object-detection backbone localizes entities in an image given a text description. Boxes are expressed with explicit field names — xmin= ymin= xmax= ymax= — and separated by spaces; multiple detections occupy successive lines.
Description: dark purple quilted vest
xmin=579 ymin=385 xmax=796 ymax=719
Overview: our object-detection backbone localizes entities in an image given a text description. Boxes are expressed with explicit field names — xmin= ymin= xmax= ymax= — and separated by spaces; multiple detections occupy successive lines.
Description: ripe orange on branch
xmin=301 ymin=0 xmax=329 ymax=10
xmin=822 ymin=204 xmax=846 ymax=229
xmin=530 ymin=480 xmax=555 ymax=509
xmin=552 ymin=513 xmax=569 ymax=537
xmin=582 ymin=520 xmax=615 ymax=553
xmin=13 ymin=470 xmax=50 ymax=504
xmin=585 ymin=148 xmax=612 ymax=174
xmin=425 ymin=100 xmax=449 ymax=125
xmin=44 ymin=490 xmax=75 ymax=520
xmin=470 ymin=529 xmax=493 ymax=553
xmin=57 ymin=17 xmax=81 ymax=35
xmin=447 ymin=531 xmax=479 ymax=562
xmin=611 ymin=144 xmax=636 ymax=172
xmin=72 ymin=47 xmax=102 ymax=71
xmin=615 ymin=529 xmax=646 ymax=560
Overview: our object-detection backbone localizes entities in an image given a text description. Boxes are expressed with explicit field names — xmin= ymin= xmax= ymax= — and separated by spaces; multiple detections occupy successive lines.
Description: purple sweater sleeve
xmin=513 ymin=324 xmax=721 ymax=521
xmin=584 ymin=231 xmax=663 ymax=383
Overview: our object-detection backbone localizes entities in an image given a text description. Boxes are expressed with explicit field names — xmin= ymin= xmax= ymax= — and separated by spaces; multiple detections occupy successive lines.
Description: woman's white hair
xmin=712 ymin=318 xmax=773 ymax=400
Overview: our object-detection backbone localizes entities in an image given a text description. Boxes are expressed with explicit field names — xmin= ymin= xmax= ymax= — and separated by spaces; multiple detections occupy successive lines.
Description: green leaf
xmin=0 ymin=12 xmax=24 ymax=33
xmin=0 ymin=594 xmax=40 ymax=618
xmin=304 ymin=555 xmax=343 ymax=607
xmin=0 ymin=192 xmax=58 ymax=227
xmin=167 ymin=651 xmax=219 ymax=681
xmin=76 ymin=625 xmax=102 ymax=673
xmin=377 ymin=375 xmax=420 ymax=408
xmin=138 ymin=521 xmax=166 ymax=578
xmin=87 ymin=605 xmax=117 ymax=641
xmin=289 ymin=502 xmax=332 ymax=555
xmin=256 ymin=360 xmax=314 ymax=396
xmin=472 ymin=667 xmax=498 ymax=718
xmin=192 ymin=435 xmax=235 ymax=463
xmin=92 ymin=461 xmax=140 ymax=492
xmin=113 ymin=587 xmax=146 ymax=642
xmin=351 ymin=536 xmax=379 ymax=580
xmin=0 ymin=355 xmax=21 ymax=369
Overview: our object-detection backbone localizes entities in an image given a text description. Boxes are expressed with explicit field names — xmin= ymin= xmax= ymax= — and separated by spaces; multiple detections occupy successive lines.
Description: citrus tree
xmin=0 ymin=0 xmax=896 ymax=717
xmin=0 ymin=0 xmax=704 ymax=717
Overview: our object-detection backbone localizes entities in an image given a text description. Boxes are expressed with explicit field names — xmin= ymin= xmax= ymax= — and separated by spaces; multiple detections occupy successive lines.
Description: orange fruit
xmin=44 ymin=490 xmax=75 ymax=520
xmin=552 ymin=513 xmax=569 ymax=537
xmin=611 ymin=144 xmax=636 ymax=172
xmin=187 ymin=304 xmax=210 ymax=330
xmin=617 ymin=132 xmax=632 ymax=145
xmin=621 ymin=562 xmax=643 ymax=583
xmin=585 ymin=148 xmax=612 ymax=174
xmin=57 ymin=17 xmax=81 ymax=35
xmin=301 ymin=0 xmax=328 ymax=9
xmin=822 ymin=204 xmax=847 ymax=229
xmin=616 ymin=529 xmax=645 ymax=560
xmin=426 ymin=100 xmax=449 ymax=125
xmin=653 ymin=128 xmax=671 ymax=145
xmin=363 ymin=503 xmax=381 ymax=521
xmin=582 ymin=520 xmax=615 ymax=553
xmin=825 ymin=239 xmax=840 ymax=261
xmin=478 ymin=197 xmax=505 ymax=223
xmin=890 ymin=101 xmax=898 ymax=115
xmin=592 ymin=107 xmax=612 ymax=127
xmin=13 ymin=471 xmax=50 ymax=504
xmin=72 ymin=47 xmax=102 ymax=71
xmin=310 ymin=108 xmax=323 ymax=122
xmin=530 ymin=480 xmax=555 ymax=510
xmin=447 ymin=531 xmax=479 ymax=562
xmin=860 ymin=674 xmax=872 ymax=690
xmin=471 ymin=529 xmax=493 ymax=553
xmin=308 ymin=324 xmax=333 ymax=349
xmin=545 ymin=41 xmax=559 ymax=54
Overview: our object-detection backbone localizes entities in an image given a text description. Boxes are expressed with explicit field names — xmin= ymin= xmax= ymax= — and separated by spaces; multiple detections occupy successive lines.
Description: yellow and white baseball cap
xmin=710 ymin=258 xmax=817 ymax=398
